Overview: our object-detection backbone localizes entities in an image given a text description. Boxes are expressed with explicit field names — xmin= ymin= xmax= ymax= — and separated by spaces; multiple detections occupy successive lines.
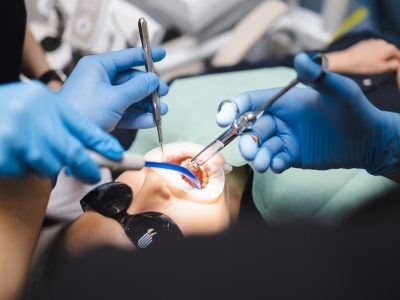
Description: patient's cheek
xmin=169 ymin=156 xmax=209 ymax=189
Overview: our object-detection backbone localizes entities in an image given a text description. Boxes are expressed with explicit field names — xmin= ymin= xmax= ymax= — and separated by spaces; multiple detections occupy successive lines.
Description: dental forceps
xmin=190 ymin=53 xmax=329 ymax=169
xmin=88 ymin=150 xmax=201 ymax=189
xmin=138 ymin=17 xmax=164 ymax=160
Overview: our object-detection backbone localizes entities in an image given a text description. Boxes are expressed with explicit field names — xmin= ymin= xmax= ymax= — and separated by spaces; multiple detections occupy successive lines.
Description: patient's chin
xmin=145 ymin=142 xmax=226 ymax=201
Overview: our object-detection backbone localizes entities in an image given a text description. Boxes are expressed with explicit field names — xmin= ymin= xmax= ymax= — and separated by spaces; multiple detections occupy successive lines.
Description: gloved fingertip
xmin=160 ymin=102 xmax=168 ymax=115
xmin=249 ymin=162 xmax=269 ymax=173
xmin=216 ymin=113 xmax=230 ymax=127
xmin=271 ymin=155 xmax=290 ymax=174
xmin=85 ymin=172 xmax=101 ymax=184
xmin=216 ymin=103 xmax=237 ymax=127
xmin=91 ymin=131 xmax=124 ymax=160
xmin=253 ymin=149 xmax=270 ymax=173
xmin=239 ymin=135 xmax=258 ymax=160
xmin=143 ymin=71 xmax=159 ymax=82
xmin=141 ymin=72 xmax=160 ymax=93
xmin=271 ymin=160 xmax=285 ymax=173
xmin=157 ymin=80 xmax=169 ymax=96
xmin=294 ymin=52 xmax=323 ymax=85
xmin=103 ymin=142 xmax=124 ymax=161
xmin=76 ymin=163 xmax=101 ymax=184
xmin=151 ymin=48 xmax=166 ymax=61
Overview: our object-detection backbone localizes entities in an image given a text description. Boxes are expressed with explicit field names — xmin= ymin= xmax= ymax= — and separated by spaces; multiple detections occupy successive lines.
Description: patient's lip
xmin=144 ymin=142 xmax=225 ymax=201
xmin=168 ymin=155 xmax=209 ymax=189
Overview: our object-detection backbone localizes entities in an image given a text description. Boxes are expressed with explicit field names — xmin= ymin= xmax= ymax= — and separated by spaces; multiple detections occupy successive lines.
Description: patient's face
xmin=65 ymin=142 xmax=231 ymax=253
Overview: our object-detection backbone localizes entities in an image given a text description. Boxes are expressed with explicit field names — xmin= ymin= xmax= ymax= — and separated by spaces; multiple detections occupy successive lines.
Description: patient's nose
xmin=128 ymin=169 xmax=171 ymax=214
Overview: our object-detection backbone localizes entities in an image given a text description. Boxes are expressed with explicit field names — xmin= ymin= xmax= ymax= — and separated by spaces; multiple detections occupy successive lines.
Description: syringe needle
xmin=190 ymin=139 xmax=225 ymax=169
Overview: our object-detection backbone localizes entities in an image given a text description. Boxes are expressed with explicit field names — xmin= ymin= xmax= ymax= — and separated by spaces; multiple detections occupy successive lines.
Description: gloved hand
xmin=216 ymin=53 xmax=400 ymax=175
xmin=59 ymin=48 xmax=169 ymax=132
xmin=0 ymin=81 xmax=123 ymax=183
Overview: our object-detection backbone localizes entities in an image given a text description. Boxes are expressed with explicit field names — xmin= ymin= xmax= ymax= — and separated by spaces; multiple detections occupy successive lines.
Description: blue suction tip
xmin=144 ymin=161 xmax=201 ymax=189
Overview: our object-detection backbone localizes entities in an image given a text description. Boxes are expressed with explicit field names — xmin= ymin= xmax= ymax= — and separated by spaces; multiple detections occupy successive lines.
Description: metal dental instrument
xmin=138 ymin=17 xmax=164 ymax=161
xmin=190 ymin=53 xmax=329 ymax=169
xmin=88 ymin=150 xmax=201 ymax=189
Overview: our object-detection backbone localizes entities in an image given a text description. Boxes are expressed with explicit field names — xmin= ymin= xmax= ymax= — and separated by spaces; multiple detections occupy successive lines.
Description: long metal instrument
xmin=138 ymin=17 xmax=164 ymax=160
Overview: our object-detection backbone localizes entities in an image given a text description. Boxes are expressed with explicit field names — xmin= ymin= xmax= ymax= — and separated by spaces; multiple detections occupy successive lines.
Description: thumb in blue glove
xmin=59 ymin=47 xmax=169 ymax=132
xmin=217 ymin=53 xmax=400 ymax=175
xmin=0 ymin=81 xmax=124 ymax=184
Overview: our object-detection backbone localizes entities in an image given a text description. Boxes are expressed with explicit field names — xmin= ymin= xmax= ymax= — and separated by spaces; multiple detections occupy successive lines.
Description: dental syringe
xmin=190 ymin=53 xmax=328 ymax=169
xmin=190 ymin=94 xmax=281 ymax=169
xmin=190 ymin=111 xmax=260 ymax=169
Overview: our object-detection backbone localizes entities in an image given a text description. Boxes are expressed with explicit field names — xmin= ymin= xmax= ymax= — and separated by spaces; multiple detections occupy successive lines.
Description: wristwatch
xmin=38 ymin=69 xmax=66 ymax=84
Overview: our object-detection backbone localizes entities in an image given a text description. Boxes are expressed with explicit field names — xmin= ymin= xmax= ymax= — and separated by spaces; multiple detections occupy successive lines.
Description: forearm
xmin=325 ymin=51 xmax=351 ymax=73
xmin=0 ymin=177 xmax=52 ymax=300
xmin=325 ymin=39 xmax=400 ymax=75
xmin=22 ymin=26 xmax=63 ymax=91
xmin=22 ymin=25 xmax=51 ymax=79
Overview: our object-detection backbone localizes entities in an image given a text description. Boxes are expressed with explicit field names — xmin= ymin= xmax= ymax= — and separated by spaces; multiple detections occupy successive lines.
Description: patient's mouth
xmin=169 ymin=156 xmax=209 ymax=189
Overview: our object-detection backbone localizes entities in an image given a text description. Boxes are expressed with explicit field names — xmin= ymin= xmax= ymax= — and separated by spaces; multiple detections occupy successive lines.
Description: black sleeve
xmin=0 ymin=0 xmax=26 ymax=83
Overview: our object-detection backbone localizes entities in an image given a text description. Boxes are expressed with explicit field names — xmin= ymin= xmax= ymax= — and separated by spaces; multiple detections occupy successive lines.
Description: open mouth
xmin=169 ymin=156 xmax=209 ymax=189
xmin=143 ymin=142 xmax=226 ymax=201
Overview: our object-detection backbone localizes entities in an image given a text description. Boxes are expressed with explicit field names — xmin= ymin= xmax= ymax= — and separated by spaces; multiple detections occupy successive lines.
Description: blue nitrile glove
xmin=0 ymin=81 xmax=123 ymax=183
xmin=216 ymin=53 xmax=400 ymax=175
xmin=59 ymin=48 xmax=169 ymax=132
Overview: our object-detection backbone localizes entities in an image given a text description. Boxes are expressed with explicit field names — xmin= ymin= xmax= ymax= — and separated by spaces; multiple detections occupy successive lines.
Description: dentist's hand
xmin=0 ymin=81 xmax=123 ymax=183
xmin=59 ymin=48 xmax=169 ymax=131
xmin=217 ymin=53 xmax=400 ymax=175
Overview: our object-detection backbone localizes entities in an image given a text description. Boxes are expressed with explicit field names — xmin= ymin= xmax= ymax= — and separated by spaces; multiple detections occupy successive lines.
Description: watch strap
xmin=38 ymin=70 xmax=66 ymax=84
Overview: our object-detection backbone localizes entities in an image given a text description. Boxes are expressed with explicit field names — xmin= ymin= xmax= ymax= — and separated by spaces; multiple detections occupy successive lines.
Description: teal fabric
xmin=129 ymin=67 xmax=298 ymax=166
xmin=129 ymin=68 xmax=399 ymax=223
xmin=253 ymin=168 xmax=398 ymax=224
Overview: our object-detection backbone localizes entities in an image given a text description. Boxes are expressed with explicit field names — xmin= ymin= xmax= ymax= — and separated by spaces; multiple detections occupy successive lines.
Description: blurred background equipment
xmin=64 ymin=0 xmax=164 ymax=53
xmin=27 ymin=0 xmax=372 ymax=80
xmin=29 ymin=0 xmax=165 ymax=73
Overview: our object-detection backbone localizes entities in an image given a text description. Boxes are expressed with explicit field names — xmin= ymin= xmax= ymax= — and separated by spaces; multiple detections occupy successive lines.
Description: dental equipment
xmin=190 ymin=53 xmax=328 ymax=169
xmin=138 ymin=17 xmax=164 ymax=161
xmin=88 ymin=150 xmax=201 ymax=189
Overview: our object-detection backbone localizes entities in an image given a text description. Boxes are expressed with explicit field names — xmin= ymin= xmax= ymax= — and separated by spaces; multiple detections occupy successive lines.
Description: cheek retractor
xmin=87 ymin=151 xmax=201 ymax=189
